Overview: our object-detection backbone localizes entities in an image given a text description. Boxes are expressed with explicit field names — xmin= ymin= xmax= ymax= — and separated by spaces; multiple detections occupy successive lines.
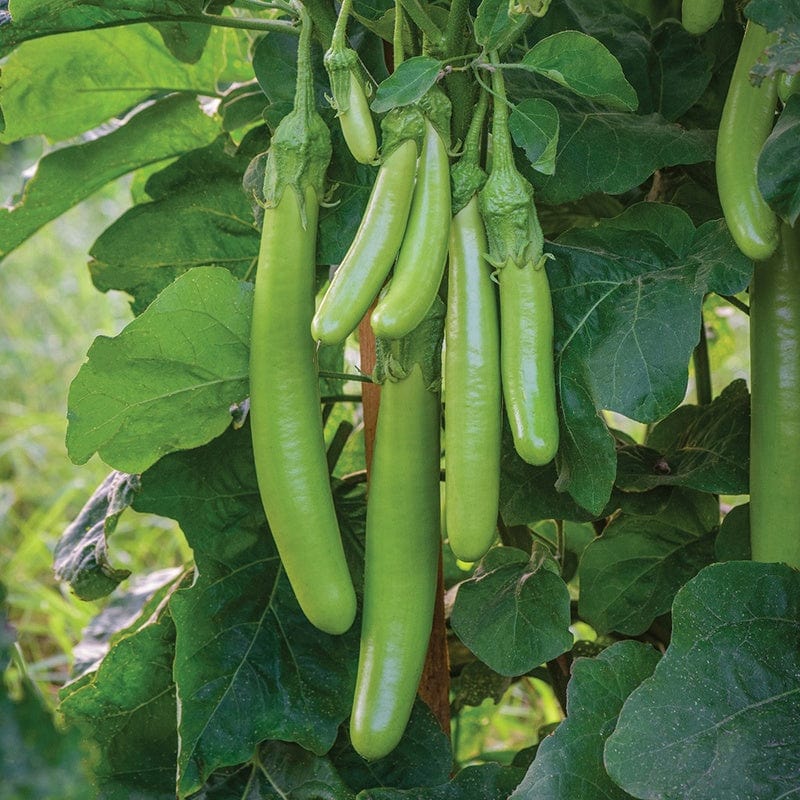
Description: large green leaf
xmin=745 ymin=0 xmax=800 ymax=82
xmin=0 ymin=23 xmax=248 ymax=143
xmin=527 ymin=0 xmax=711 ymax=120
xmin=511 ymin=78 xmax=714 ymax=204
xmin=132 ymin=424 xmax=360 ymax=797
xmin=758 ymin=94 xmax=800 ymax=226
xmin=548 ymin=204 xmax=752 ymax=513
xmin=605 ymin=561 xmax=800 ymax=800
xmin=578 ymin=488 xmax=719 ymax=635
xmin=520 ymin=31 xmax=638 ymax=111
xmin=473 ymin=0 xmax=526 ymax=50
xmin=500 ymin=431 xmax=599 ymax=526
xmin=510 ymin=640 xmax=661 ymax=800
xmin=59 ymin=607 xmax=179 ymax=800
xmin=53 ymin=472 xmax=137 ymax=600
xmin=71 ymin=568 xmax=188 ymax=679
xmin=357 ymin=763 xmax=525 ymax=800
xmin=89 ymin=137 xmax=259 ymax=314
xmin=0 ymin=0 xmax=205 ymax=56
xmin=615 ymin=379 xmax=750 ymax=495
xmin=191 ymin=741 xmax=356 ymax=799
xmin=0 ymin=95 xmax=219 ymax=260
xmin=450 ymin=546 xmax=573 ymax=676
xmin=66 ymin=266 xmax=252 ymax=473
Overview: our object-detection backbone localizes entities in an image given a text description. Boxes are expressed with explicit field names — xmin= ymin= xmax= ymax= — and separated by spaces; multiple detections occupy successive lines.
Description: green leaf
xmin=473 ymin=0 xmax=524 ymax=50
xmin=526 ymin=0 xmax=711 ymax=118
xmin=647 ymin=20 xmax=713 ymax=121
xmin=615 ymin=379 xmax=750 ymax=495
xmin=357 ymin=763 xmax=525 ymax=800
xmin=508 ymin=98 xmax=559 ymax=175
xmin=510 ymin=640 xmax=660 ymax=800
xmin=371 ymin=56 xmax=443 ymax=113
xmin=548 ymin=204 xmax=751 ymax=513
xmin=89 ymin=137 xmax=259 ymax=314
xmin=0 ymin=0 xmax=208 ymax=56
xmin=500 ymin=430 xmax=598 ymax=525
xmin=605 ymin=561 xmax=800 ymax=800
xmin=450 ymin=546 xmax=573 ymax=676
xmin=578 ymin=488 xmax=719 ymax=635
xmin=132 ymin=424 xmax=360 ymax=797
xmin=59 ymin=607 xmax=179 ymax=799
xmin=745 ymin=0 xmax=800 ymax=82
xmin=331 ymin=701 xmax=452 ymax=793
xmin=521 ymin=31 xmax=639 ymax=111
xmin=715 ymin=503 xmax=751 ymax=562
xmin=0 ymin=95 xmax=219 ymax=261
xmin=151 ymin=19 xmax=211 ymax=64
xmin=686 ymin=218 xmax=754 ymax=296
xmin=252 ymin=31 xmax=330 ymax=109
xmin=193 ymin=742 xmax=356 ymax=799
xmin=758 ymin=95 xmax=800 ymax=226
xmin=507 ymin=78 xmax=715 ymax=204
xmin=53 ymin=471 xmax=137 ymax=601
xmin=71 ymin=567 xmax=187 ymax=679
xmin=66 ymin=266 xmax=252 ymax=473
xmin=0 ymin=24 xmax=247 ymax=144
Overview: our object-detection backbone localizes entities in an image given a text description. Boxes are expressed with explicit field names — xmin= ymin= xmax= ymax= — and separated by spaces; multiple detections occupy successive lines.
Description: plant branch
xmin=721 ymin=294 xmax=750 ymax=315
xmin=693 ymin=318 xmax=713 ymax=405
xmin=397 ymin=0 xmax=444 ymax=52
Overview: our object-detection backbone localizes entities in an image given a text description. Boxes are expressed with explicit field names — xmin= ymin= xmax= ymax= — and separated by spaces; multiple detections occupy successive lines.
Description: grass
xmin=1 ymin=143 xmax=190 ymax=698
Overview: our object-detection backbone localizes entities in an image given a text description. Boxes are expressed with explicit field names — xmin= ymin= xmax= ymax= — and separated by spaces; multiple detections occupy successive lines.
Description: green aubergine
xmin=251 ymin=187 xmax=356 ymax=636
xmin=479 ymin=55 xmax=559 ymax=466
xmin=681 ymin=0 xmax=723 ymax=35
xmin=350 ymin=312 xmax=443 ymax=761
xmin=311 ymin=107 xmax=425 ymax=346
xmin=250 ymin=9 xmax=355 ymax=636
xmin=716 ymin=21 xmax=780 ymax=261
xmin=371 ymin=118 xmax=451 ymax=339
xmin=324 ymin=47 xmax=378 ymax=166
xmin=749 ymin=221 xmax=800 ymax=570
xmin=444 ymin=196 xmax=501 ymax=561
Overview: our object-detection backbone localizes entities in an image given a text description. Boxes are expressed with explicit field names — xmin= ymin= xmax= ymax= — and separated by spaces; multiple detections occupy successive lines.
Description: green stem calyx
xmin=262 ymin=3 xmax=332 ymax=220
xmin=374 ymin=297 xmax=446 ymax=390
xmin=479 ymin=57 xmax=545 ymax=271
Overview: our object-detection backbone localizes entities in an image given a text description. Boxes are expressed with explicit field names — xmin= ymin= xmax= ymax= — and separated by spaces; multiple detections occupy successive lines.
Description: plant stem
xmin=330 ymin=0 xmax=353 ymax=50
xmin=199 ymin=11 xmax=299 ymax=33
xmin=443 ymin=0 xmax=470 ymax=58
xmin=233 ymin=0 xmax=297 ymax=14
xmin=397 ymin=0 xmax=444 ymax=52
xmin=487 ymin=52 xmax=514 ymax=172
xmin=442 ymin=0 xmax=475 ymax=143
xmin=693 ymin=317 xmax=713 ymax=405
xmin=461 ymin=88 xmax=489 ymax=166
xmin=393 ymin=0 xmax=405 ymax=68
xmin=294 ymin=4 xmax=315 ymax=117
xmin=554 ymin=518 xmax=565 ymax=570
xmin=319 ymin=393 xmax=364 ymax=403
xmin=302 ymin=0 xmax=336 ymax=47
xmin=721 ymin=294 xmax=750 ymax=315
xmin=318 ymin=370 xmax=374 ymax=384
